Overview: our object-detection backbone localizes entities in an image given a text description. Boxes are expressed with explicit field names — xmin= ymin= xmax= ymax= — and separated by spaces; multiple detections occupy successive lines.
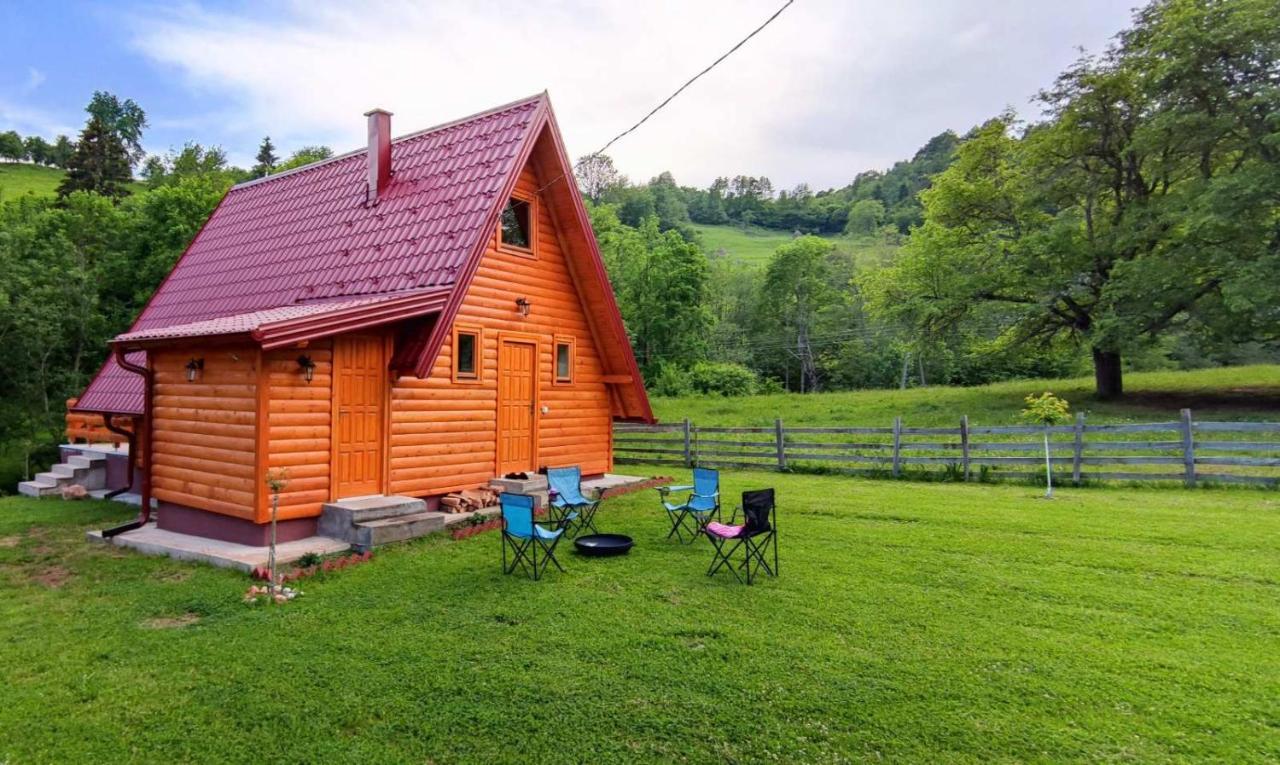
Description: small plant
xmin=941 ymin=462 xmax=964 ymax=483
xmin=297 ymin=551 xmax=322 ymax=568
xmin=1020 ymin=392 xmax=1071 ymax=498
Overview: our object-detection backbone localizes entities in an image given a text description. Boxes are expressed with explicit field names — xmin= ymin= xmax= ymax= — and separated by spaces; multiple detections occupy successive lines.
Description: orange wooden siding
xmin=389 ymin=163 xmax=613 ymax=497
xmin=150 ymin=344 xmax=258 ymax=519
xmin=261 ymin=341 xmax=333 ymax=521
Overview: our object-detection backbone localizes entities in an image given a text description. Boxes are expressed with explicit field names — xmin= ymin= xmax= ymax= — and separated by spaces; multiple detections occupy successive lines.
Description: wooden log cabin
xmin=70 ymin=94 xmax=653 ymax=544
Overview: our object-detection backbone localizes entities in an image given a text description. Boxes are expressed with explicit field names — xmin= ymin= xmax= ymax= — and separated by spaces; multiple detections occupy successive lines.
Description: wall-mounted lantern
xmin=515 ymin=297 xmax=531 ymax=318
xmin=185 ymin=357 xmax=204 ymax=382
xmin=296 ymin=354 xmax=316 ymax=383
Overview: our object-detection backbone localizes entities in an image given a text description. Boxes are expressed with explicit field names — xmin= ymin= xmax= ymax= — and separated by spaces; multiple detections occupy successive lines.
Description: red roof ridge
xmin=230 ymin=91 xmax=549 ymax=192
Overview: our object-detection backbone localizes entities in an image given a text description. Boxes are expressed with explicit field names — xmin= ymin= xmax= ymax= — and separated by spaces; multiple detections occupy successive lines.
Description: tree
xmin=253 ymin=136 xmax=278 ymax=178
xmin=863 ymin=0 xmax=1280 ymax=399
xmin=276 ymin=145 xmax=333 ymax=172
xmin=590 ymin=206 xmax=710 ymax=377
xmin=1020 ymin=392 xmax=1071 ymax=498
xmin=574 ymin=153 xmax=625 ymax=201
xmin=49 ymin=135 xmax=74 ymax=168
xmin=0 ymin=131 xmax=24 ymax=163
xmin=57 ymin=117 xmax=134 ymax=199
xmin=24 ymin=136 xmax=51 ymax=166
xmin=759 ymin=236 xmax=837 ymax=392
xmin=86 ymin=91 xmax=148 ymax=166
xmin=844 ymin=199 xmax=885 ymax=236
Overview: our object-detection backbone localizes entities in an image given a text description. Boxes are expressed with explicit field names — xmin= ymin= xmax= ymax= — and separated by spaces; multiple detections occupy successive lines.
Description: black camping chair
xmin=705 ymin=488 xmax=778 ymax=585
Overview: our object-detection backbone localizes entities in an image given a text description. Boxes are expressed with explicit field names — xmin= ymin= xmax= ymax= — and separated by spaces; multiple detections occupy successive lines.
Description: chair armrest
xmin=659 ymin=484 xmax=694 ymax=494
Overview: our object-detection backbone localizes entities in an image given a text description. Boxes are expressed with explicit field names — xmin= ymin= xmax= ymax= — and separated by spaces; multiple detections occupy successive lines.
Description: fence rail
xmin=614 ymin=409 xmax=1280 ymax=488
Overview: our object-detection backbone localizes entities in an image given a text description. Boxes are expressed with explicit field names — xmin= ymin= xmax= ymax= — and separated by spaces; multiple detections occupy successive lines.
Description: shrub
xmin=687 ymin=362 xmax=759 ymax=397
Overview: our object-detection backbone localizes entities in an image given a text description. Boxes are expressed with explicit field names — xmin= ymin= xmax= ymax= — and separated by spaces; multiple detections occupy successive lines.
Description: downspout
xmin=100 ymin=413 xmax=137 ymax=500
xmin=101 ymin=346 xmax=154 ymax=538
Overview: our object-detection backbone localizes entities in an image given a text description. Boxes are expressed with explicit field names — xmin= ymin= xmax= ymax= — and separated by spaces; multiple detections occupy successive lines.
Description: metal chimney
xmin=365 ymin=108 xmax=392 ymax=205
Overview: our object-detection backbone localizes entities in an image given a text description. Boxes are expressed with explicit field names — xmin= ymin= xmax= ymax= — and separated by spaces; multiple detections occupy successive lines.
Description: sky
xmin=1 ymin=0 xmax=1139 ymax=190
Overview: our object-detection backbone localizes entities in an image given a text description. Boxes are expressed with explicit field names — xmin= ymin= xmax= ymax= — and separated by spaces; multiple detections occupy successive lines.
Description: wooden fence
xmin=614 ymin=409 xmax=1280 ymax=488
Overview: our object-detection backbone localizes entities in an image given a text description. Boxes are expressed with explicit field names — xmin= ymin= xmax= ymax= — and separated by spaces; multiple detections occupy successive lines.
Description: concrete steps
xmin=18 ymin=452 xmax=107 ymax=498
xmin=317 ymin=495 xmax=447 ymax=552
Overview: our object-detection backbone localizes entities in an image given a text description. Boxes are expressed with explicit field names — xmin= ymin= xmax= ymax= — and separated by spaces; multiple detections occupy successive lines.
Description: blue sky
xmin=1 ymin=1 xmax=1138 ymax=188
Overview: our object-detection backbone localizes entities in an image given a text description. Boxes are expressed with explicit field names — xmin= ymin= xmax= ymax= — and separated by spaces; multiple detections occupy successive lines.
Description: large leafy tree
xmin=592 ymin=205 xmax=710 ymax=377
xmin=86 ymin=91 xmax=148 ymax=166
xmin=758 ymin=236 xmax=840 ymax=392
xmin=864 ymin=0 xmax=1278 ymax=398
xmin=0 ymin=130 xmax=24 ymax=163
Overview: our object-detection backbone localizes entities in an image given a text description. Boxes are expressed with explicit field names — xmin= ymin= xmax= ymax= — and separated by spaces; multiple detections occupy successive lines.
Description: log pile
xmin=440 ymin=487 xmax=500 ymax=513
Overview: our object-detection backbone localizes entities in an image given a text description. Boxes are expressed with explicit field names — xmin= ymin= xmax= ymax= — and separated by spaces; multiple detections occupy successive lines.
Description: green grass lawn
xmin=2 ymin=472 xmax=1278 ymax=762
xmin=653 ymin=364 xmax=1280 ymax=427
xmin=0 ymin=162 xmax=63 ymax=201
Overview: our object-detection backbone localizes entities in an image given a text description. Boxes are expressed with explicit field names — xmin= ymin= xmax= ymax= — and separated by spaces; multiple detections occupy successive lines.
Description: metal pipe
xmin=100 ymin=414 xmax=137 ymax=500
xmin=112 ymin=346 xmax=154 ymax=527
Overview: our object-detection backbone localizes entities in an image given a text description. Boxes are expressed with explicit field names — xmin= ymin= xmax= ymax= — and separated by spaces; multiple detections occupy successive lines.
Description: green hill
xmin=651 ymin=365 xmax=1280 ymax=427
xmin=0 ymin=163 xmax=64 ymax=201
xmin=693 ymin=222 xmax=899 ymax=268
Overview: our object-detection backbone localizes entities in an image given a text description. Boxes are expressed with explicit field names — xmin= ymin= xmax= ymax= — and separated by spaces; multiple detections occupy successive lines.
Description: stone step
xmin=322 ymin=495 xmax=427 ymax=523
xmin=317 ymin=495 xmax=434 ymax=548
xmin=51 ymin=464 xmax=78 ymax=477
xmin=17 ymin=479 xmax=60 ymax=498
xmin=351 ymin=511 xmax=446 ymax=551
xmin=67 ymin=454 xmax=106 ymax=469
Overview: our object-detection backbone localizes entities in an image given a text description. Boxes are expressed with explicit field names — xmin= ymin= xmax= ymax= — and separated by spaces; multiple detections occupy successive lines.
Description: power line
xmin=592 ymin=0 xmax=796 ymax=158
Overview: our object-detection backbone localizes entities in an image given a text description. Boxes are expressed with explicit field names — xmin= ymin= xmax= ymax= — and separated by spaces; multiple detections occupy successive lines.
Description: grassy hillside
xmin=693 ymin=223 xmax=800 ymax=265
xmin=0 ymin=163 xmax=63 ymax=201
xmin=651 ymin=365 xmax=1280 ymax=426
xmin=694 ymin=222 xmax=899 ymax=269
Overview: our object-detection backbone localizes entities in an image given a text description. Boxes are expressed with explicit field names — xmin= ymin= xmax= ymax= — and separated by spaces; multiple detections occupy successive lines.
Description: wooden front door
xmin=332 ymin=333 xmax=386 ymax=498
xmin=497 ymin=339 xmax=537 ymax=475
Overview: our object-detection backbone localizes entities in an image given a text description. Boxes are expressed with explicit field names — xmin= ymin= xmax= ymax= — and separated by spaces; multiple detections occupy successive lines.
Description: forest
xmin=0 ymin=0 xmax=1276 ymax=485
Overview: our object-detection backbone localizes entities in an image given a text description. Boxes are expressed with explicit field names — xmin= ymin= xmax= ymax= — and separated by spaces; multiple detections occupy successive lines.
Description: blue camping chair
xmin=500 ymin=492 xmax=565 ymax=580
xmin=546 ymin=466 xmax=600 ymax=538
xmin=656 ymin=467 xmax=721 ymax=544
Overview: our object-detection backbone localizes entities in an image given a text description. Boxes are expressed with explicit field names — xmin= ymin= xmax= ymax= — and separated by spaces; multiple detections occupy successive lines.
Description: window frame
xmin=497 ymin=193 xmax=537 ymax=258
xmin=553 ymin=334 xmax=575 ymax=385
xmin=452 ymin=324 xmax=483 ymax=383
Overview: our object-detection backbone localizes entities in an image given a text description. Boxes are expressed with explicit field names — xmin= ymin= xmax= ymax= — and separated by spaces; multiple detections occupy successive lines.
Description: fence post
xmin=1072 ymin=411 xmax=1085 ymax=486
xmin=775 ymin=418 xmax=786 ymax=472
xmin=892 ymin=416 xmax=902 ymax=478
xmin=682 ymin=418 xmax=692 ymax=468
xmin=960 ymin=415 xmax=971 ymax=481
xmin=1181 ymin=408 xmax=1196 ymax=488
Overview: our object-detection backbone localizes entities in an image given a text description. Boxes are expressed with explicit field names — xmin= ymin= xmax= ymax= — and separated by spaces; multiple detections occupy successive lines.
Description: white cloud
xmin=0 ymin=98 xmax=75 ymax=139
xmin=126 ymin=0 xmax=1135 ymax=188
xmin=23 ymin=67 xmax=46 ymax=93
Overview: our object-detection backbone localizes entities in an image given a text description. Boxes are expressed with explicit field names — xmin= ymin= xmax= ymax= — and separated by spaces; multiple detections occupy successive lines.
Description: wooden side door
xmin=332 ymin=333 xmax=386 ymax=498
xmin=497 ymin=339 xmax=537 ymax=475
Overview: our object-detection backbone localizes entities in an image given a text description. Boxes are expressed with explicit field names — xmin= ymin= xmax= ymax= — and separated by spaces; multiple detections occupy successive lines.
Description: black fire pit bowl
xmin=574 ymin=533 xmax=634 ymax=557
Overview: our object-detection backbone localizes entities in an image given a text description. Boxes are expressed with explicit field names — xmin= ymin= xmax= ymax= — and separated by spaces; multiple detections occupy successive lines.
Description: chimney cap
xmin=364 ymin=107 xmax=393 ymax=117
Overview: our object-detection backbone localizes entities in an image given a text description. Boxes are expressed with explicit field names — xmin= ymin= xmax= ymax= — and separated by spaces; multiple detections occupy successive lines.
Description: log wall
xmin=262 ymin=341 xmax=334 ymax=521
xmin=388 ymin=163 xmax=614 ymax=497
xmin=151 ymin=344 xmax=259 ymax=519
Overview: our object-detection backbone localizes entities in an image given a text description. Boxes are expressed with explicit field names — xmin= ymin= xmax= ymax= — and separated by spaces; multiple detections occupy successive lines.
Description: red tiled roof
xmin=76 ymin=94 xmax=547 ymax=414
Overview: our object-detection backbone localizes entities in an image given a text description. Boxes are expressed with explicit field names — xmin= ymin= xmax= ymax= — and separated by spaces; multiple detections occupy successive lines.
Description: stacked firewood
xmin=440 ymin=488 xmax=500 ymax=513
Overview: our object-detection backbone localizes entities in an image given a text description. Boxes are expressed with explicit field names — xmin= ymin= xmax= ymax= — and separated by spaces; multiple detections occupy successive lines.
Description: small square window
xmin=500 ymin=197 xmax=532 ymax=251
xmin=455 ymin=330 xmax=478 ymax=379
xmin=555 ymin=340 xmax=573 ymax=383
